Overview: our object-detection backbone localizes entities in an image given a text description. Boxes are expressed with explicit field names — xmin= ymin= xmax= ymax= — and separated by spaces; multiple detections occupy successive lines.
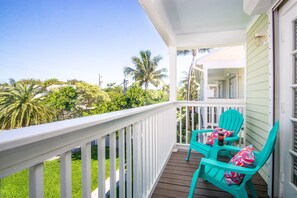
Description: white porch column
xmin=169 ymin=47 xmax=177 ymax=101
xmin=203 ymin=67 xmax=208 ymax=101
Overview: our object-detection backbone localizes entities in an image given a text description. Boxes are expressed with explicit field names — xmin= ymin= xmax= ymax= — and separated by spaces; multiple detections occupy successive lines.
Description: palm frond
xmin=177 ymin=50 xmax=191 ymax=56
xmin=125 ymin=50 xmax=167 ymax=89
xmin=0 ymin=82 xmax=55 ymax=129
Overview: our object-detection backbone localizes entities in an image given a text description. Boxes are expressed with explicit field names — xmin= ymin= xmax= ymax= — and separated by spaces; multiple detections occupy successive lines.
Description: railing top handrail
xmin=0 ymin=101 xmax=174 ymax=152
xmin=0 ymin=99 xmax=246 ymax=152
xmin=175 ymin=99 xmax=246 ymax=107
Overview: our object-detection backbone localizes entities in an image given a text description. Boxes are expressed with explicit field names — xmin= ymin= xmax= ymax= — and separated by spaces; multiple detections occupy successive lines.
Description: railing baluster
xmin=119 ymin=128 xmax=125 ymax=198
xmin=218 ymin=107 xmax=222 ymax=124
xmin=133 ymin=122 xmax=142 ymax=197
xmin=179 ymin=107 xmax=182 ymax=143
xmin=186 ymin=107 xmax=188 ymax=144
xmin=126 ymin=126 xmax=132 ymax=198
xmin=160 ymin=113 xmax=163 ymax=165
xmin=162 ymin=112 xmax=165 ymax=164
xmin=60 ymin=151 xmax=72 ymax=198
xmin=142 ymin=119 xmax=147 ymax=195
xmin=192 ymin=106 xmax=194 ymax=132
xmin=156 ymin=113 xmax=161 ymax=173
xmin=109 ymin=132 xmax=116 ymax=198
xmin=29 ymin=163 xmax=44 ymax=198
xmin=149 ymin=116 xmax=153 ymax=187
xmin=154 ymin=115 xmax=157 ymax=178
xmin=145 ymin=119 xmax=149 ymax=193
xmin=203 ymin=107 xmax=208 ymax=143
xmin=98 ymin=136 xmax=106 ymax=198
xmin=152 ymin=115 xmax=156 ymax=181
xmin=198 ymin=106 xmax=200 ymax=130
xmin=82 ymin=142 xmax=91 ymax=198
xmin=211 ymin=106 xmax=215 ymax=128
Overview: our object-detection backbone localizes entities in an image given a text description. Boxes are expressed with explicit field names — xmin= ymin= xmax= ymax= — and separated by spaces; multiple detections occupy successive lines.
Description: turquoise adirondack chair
xmin=186 ymin=109 xmax=244 ymax=161
xmin=188 ymin=121 xmax=279 ymax=198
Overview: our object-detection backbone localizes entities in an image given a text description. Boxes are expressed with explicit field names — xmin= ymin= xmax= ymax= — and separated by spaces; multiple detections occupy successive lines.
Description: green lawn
xmin=0 ymin=145 xmax=119 ymax=198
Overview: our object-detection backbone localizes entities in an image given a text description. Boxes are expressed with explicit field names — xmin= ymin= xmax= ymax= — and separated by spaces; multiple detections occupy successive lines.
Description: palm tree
xmin=177 ymin=49 xmax=210 ymax=101
xmin=124 ymin=50 xmax=167 ymax=90
xmin=0 ymin=82 xmax=55 ymax=130
xmin=178 ymin=71 xmax=200 ymax=100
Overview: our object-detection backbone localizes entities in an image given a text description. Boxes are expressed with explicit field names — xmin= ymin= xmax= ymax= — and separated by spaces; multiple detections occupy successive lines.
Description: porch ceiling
xmin=139 ymin=0 xmax=252 ymax=49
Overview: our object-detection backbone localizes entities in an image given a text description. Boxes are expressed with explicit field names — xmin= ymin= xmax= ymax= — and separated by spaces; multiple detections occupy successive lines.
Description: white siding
xmin=246 ymin=14 xmax=270 ymax=183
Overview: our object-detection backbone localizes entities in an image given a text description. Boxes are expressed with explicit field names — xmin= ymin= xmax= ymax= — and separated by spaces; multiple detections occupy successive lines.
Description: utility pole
xmin=123 ymin=75 xmax=128 ymax=95
xmin=98 ymin=73 xmax=103 ymax=88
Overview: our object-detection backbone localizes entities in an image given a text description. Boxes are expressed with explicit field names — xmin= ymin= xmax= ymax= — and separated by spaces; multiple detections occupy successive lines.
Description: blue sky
xmin=0 ymin=0 xmax=192 ymax=87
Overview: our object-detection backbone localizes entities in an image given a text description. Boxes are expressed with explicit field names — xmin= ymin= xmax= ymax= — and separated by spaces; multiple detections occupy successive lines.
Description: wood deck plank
xmin=151 ymin=150 xmax=269 ymax=198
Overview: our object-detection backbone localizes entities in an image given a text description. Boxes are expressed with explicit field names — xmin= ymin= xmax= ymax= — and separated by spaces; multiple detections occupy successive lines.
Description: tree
xmin=67 ymin=79 xmax=83 ymax=85
xmin=75 ymin=82 xmax=110 ymax=116
xmin=18 ymin=78 xmax=43 ymax=86
xmin=178 ymin=71 xmax=199 ymax=100
xmin=0 ymin=83 xmax=55 ymax=130
xmin=103 ymin=83 xmax=127 ymax=112
xmin=75 ymin=82 xmax=110 ymax=109
xmin=124 ymin=50 xmax=167 ymax=90
xmin=44 ymin=86 xmax=78 ymax=120
xmin=177 ymin=49 xmax=210 ymax=101
xmin=43 ymin=78 xmax=65 ymax=87
xmin=125 ymin=84 xmax=146 ymax=108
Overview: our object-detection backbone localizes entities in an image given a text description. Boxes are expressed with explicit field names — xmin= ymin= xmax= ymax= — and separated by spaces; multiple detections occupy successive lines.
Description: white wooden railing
xmin=0 ymin=102 xmax=176 ymax=198
xmin=175 ymin=100 xmax=246 ymax=149
xmin=0 ymin=100 xmax=245 ymax=198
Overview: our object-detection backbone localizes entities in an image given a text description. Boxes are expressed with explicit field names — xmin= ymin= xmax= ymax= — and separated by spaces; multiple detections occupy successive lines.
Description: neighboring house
xmin=195 ymin=46 xmax=245 ymax=100
xmin=45 ymin=84 xmax=76 ymax=92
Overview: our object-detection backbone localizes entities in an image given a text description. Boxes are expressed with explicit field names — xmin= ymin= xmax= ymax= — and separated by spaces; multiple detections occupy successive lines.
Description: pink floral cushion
xmin=206 ymin=127 xmax=233 ymax=146
xmin=224 ymin=145 xmax=255 ymax=185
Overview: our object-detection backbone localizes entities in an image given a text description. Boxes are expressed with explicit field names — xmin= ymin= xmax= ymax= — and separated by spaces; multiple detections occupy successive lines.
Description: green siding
xmin=246 ymin=14 xmax=269 ymax=183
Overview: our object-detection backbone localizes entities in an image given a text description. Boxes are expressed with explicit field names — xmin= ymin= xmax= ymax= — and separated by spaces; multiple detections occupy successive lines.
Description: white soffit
xmin=139 ymin=0 xmax=251 ymax=48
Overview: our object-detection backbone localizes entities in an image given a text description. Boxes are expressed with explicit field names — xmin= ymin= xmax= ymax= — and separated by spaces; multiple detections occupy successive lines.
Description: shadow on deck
xmin=152 ymin=150 xmax=268 ymax=198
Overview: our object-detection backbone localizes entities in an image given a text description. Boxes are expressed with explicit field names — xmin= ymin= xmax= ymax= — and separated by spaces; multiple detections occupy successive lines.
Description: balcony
xmin=0 ymin=100 xmax=259 ymax=197
xmin=152 ymin=151 xmax=268 ymax=198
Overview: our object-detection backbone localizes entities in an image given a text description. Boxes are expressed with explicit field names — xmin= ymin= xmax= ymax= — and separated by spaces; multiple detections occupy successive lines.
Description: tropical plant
xmin=177 ymin=48 xmax=210 ymax=101
xmin=43 ymin=78 xmax=65 ymax=87
xmin=178 ymin=71 xmax=200 ymax=100
xmin=44 ymin=86 xmax=78 ymax=120
xmin=18 ymin=78 xmax=43 ymax=86
xmin=75 ymin=81 xmax=110 ymax=109
xmin=125 ymin=84 xmax=146 ymax=108
xmin=103 ymin=83 xmax=127 ymax=112
xmin=0 ymin=83 xmax=55 ymax=130
xmin=67 ymin=79 xmax=83 ymax=85
xmin=124 ymin=50 xmax=167 ymax=90
xmin=74 ymin=82 xmax=110 ymax=116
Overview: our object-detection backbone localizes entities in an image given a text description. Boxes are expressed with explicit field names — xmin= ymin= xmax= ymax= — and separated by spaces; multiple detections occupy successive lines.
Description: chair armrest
xmin=208 ymin=141 xmax=243 ymax=159
xmin=224 ymin=136 xmax=239 ymax=143
xmin=191 ymin=129 xmax=214 ymax=142
xmin=200 ymin=158 xmax=255 ymax=175
xmin=192 ymin=129 xmax=214 ymax=135
xmin=219 ymin=145 xmax=242 ymax=153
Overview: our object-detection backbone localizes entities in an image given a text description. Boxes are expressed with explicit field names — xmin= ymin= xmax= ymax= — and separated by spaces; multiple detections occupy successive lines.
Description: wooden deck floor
xmin=151 ymin=150 xmax=269 ymax=198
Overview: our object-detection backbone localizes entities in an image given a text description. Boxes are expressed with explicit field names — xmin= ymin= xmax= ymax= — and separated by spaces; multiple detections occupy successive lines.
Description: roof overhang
xmin=243 ymin=0 xmax=277 ymax=15
xmin=139 ymin=0 xmax=275 ymax=49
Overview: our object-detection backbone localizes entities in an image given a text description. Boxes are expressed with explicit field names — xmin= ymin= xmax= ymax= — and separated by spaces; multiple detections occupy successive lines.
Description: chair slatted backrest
xmin=218 ymin=109 xmax=244 ymax=136
xmin=254 ymin=121 xmax=279 ymax=170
